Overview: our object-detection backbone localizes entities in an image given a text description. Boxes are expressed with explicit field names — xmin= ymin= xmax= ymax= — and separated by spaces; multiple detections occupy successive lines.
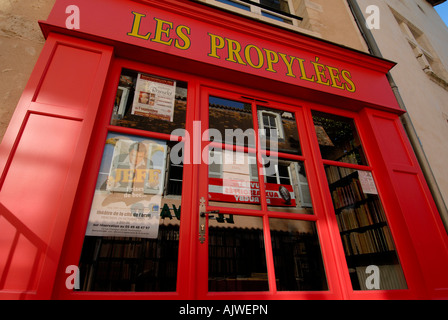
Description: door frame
xmin=193 ymin=85 xmax=345 ymax=300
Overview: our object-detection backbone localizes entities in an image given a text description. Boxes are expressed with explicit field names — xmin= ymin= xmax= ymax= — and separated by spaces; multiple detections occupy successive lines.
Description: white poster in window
xmin=131 ymin=73 xmax=176 ymax=122
xmin=85 ymin=134 xmax=167 ymax=239
xmin=358 ymin=170 xmax=378 ymax=195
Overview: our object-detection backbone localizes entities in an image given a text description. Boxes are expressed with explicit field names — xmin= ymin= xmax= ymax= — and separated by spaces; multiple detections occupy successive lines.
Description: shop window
xmin=110 ymin=69 xmax=188 ymax=134
xmin=312 ymin=111 xmax=407 ymax=290
xmin=312 ymin=111 xmax=367 ymax=166
xmin=209 ymin=96 xmax=254 ymax=147
xmin=208 ymin=215 xmax=269 ymax=291
xmin=77 ymin=134 xmax=183 ymax=291
xmin=77 ymin=69 xmax=188 ymax=292
xmin=205 ymin=89 xmax=328 ymax=293
xmin=269 ymin=218 xmax=327 ymax=291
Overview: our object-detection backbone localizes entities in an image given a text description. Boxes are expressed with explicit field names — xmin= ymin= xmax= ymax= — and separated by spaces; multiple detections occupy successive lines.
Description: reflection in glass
xmin=312 ymin=111 xmax=367 ymax=166
xmin=257 ymin=106 xmax=301 ymax=155
xmin=264 ymin=158 xmax=313 ymax=214
xmin=208 ymin=215 xmax=268 ymax=291
xmin=110 ymin=69 xmax=187 ymax=135
xmin=78 ymin=133 xmax=183 ymax=292
xmin=209 ymin=96 xmax=254 ymax=147
xmin=79 ymin=221 xmax=179 ymax=292
xmin=208 ymin=148 xmax=262 ymax=210
xmin=325 ymin=166 xmax=407 ymax=290
xmin=269 ymin=218 xmax=328 ymax=291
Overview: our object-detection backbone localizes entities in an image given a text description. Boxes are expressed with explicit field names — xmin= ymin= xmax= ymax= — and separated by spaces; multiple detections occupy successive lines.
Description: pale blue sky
xmin=435 ymin=1 xmax=448 ymax=27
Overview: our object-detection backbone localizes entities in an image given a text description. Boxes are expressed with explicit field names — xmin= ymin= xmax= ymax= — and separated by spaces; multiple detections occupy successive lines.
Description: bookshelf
xmin=208 ymin=223 xmax=328 ymax=292
xmin=325 ymin=166 xmax=407 ymax=290
xmin=270 ymin=229 xmax=328 ymax=291
xmin=78 ymin=224 xmax=179 ymax=292
xmin=208 ymin=226 xmax=269 ymax=292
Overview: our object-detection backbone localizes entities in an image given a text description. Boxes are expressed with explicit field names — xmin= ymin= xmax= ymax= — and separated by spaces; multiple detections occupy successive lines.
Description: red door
xmin=193 ymin=86 xmax=342 ymax=299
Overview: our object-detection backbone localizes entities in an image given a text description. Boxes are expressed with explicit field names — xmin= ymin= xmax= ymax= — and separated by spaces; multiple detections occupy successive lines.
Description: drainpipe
xmin=347 ymin=0 xmax=448 ymax=232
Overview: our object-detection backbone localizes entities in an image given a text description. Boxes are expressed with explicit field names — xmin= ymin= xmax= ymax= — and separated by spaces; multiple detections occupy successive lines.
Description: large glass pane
xmin=208 ymin=148 xmax=261 ymax=210
xmin=257 ymin=106 xmax=301 ymax=155
xmin=269 ymin=218 xmax=328 ymax=291
xmin=325 ymin=166 xmax=407 ymax=290
xmin=77 ymin=133 xmax=183 ymax=292
xmin=312 ymin=111 xmax=367 ymax=166
xmin=110 ymin=69 xmax=187 ymax=135
xmin=264 ymin=158 xmax=314 ymax=214
xmin=209 ymin=215 xmax=269 ymax=291
xmin=209 ymin=96 xmax=254 ymax=148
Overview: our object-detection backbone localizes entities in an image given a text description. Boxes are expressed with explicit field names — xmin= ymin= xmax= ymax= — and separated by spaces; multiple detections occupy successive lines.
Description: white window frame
xmin=264 ymin=161 xmax=313 ymax=208
xmin=258 ymin=110 xmax=285 ymax=140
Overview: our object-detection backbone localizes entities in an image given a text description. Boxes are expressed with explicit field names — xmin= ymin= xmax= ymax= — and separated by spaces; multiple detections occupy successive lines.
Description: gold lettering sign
xmin=127 ymin=11 xmax=356 ymax=93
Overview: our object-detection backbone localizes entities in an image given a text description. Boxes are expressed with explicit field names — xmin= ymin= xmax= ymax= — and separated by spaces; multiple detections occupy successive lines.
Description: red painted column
xmin=361 ymin=108 xmax=448 ymax=299
xmin=0 ymin=33 xmax=113 ymax=299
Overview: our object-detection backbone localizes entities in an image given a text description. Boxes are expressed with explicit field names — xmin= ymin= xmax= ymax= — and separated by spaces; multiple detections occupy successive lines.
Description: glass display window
xmin=66 ymin=60 xmax=413 ymax=299
xmin=312 ymin=111 xmax=407 ymax=291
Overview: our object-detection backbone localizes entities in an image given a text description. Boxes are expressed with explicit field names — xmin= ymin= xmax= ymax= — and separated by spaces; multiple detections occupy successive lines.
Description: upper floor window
xmin=213 ymin=0 xmax=302 ymax=26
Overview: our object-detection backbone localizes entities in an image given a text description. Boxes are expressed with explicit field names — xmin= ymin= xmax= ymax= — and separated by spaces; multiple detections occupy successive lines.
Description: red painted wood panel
xmin=0 ymin=115 xmax=81 ymax=292
xmin=367 ymin=111 xmax=448 ymax=299
xmin=0 ymin=33 xmax=113 ymax=299
xmin=35 ymin=45 xmax=101 ymax=111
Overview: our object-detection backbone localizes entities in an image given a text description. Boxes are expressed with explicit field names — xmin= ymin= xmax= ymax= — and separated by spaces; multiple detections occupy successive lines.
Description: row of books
xmin=96 ymin=228 xmax=180 ymax=259
xmin=341 ymin=226 xmax=395 ymax=256
xmin=209 ymin=229 xmax=266 ymax=278
xmin=80 ymin=249 xmax=178 ymax=291
xmin=98 ymin=238 xmax=179 ymax=259
xmin=99 ymin=241 xmax=141 ymax=258
xmin=92 ymin=258 xmax=178 ymax=281
xmin=332 ymin=178 xmax=366 ymax=209
xmin=336 ymin=199 xmax=387 ymax=232
xmin=326 ymin=163 xmax=357 ymax=184
xmin=209 ymin=277 xmax=269 ymax=292
xmin=94 ymin=261 xmax=136 ymax=281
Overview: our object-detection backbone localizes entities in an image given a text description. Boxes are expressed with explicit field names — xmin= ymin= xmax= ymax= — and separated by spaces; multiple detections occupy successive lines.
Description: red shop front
xmin=1 ymin=0 xmax=448 ymax=300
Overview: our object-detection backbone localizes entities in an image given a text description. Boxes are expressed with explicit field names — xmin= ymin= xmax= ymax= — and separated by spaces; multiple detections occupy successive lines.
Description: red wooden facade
xmin=0 ymin=0 xmax=447 ymax=300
